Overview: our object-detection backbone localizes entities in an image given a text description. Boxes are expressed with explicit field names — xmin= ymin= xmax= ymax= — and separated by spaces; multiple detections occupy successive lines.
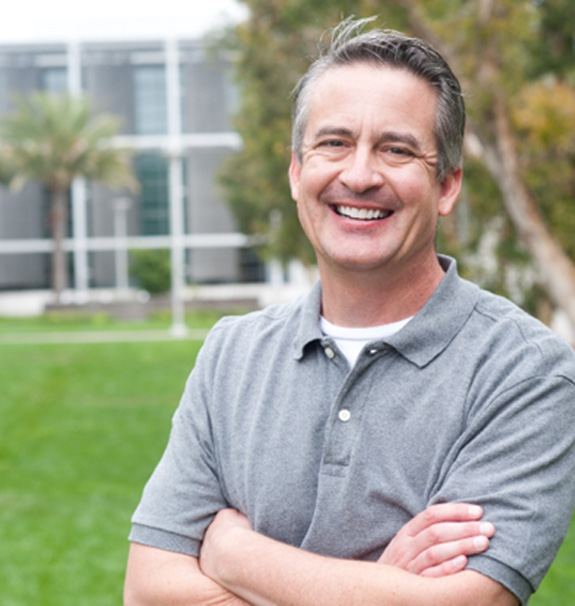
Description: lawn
xmin=0 ymin=335 xmax=202 ymax=605
xmin=0 ymin=319 xmax=573 ymax=605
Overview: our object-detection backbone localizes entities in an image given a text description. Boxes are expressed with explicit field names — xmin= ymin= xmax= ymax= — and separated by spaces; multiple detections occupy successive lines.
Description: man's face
xmin=289 ymin=63 xmax=462 ymax=280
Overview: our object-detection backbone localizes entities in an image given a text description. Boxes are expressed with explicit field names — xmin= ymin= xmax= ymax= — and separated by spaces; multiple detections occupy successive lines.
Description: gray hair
xmin=291 ymin=17 xmax=465 ymax=182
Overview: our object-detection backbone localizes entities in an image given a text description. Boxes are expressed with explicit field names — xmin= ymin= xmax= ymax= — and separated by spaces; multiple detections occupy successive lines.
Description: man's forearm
xmin=124 ymin=542 xmax=250 ymax=606
xmin=206 ymin=527 xmax=427 ymax=606
xmin=202 ymin=527 xmax=516 ymax=606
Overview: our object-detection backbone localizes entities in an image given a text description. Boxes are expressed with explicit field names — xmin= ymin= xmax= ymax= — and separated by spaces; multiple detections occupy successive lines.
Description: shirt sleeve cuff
xmin=128 ymin=523 xmax=201 ymax=557
xmin=466 ymin=553 xmax=533 ymax=605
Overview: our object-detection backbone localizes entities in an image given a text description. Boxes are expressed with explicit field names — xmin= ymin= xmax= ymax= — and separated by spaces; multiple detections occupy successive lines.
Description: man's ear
xmin=288 ymin=152 xmax=301 ymax=202
xmin=438 ymin=168 xmax=463 ymax=217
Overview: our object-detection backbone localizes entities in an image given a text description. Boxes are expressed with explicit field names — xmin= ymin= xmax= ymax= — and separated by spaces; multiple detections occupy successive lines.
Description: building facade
xmin=0 ymin=38 xmax=265 ymax=295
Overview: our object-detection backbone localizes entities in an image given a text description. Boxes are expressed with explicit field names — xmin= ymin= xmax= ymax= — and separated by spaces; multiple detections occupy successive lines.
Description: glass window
xmin=133 ymin=66 xmax=167 ymax=135
xmin=134 ymin=153 xmax=169 ymax=235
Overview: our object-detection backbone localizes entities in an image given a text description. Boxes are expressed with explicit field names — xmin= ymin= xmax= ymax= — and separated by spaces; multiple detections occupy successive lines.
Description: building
xmin=0 ymin=37 xmax=266 ymax=298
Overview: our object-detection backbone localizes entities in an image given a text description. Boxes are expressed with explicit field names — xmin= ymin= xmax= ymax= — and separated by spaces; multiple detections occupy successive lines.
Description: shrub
xmin=130 ymin=249 xmax=171 ymax=295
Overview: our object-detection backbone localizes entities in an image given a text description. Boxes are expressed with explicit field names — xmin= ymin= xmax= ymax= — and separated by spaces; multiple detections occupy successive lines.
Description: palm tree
xmin=0 ymin=92 xmax=137 ymax=303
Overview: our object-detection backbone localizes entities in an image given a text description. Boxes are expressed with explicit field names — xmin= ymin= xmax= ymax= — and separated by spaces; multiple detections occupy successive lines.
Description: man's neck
xmin=318 ymin=255 xmax=446 ymax=328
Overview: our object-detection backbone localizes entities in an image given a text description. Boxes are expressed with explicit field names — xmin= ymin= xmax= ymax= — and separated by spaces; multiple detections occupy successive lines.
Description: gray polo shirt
xmin=130 ymin=256 xmax=575 ymax=605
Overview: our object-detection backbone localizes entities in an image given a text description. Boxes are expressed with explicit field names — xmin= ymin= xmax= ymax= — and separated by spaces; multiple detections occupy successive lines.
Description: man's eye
xmin=318 ymin=139 xmax=346 ymax=148
xmin=381 ymin=146 xmax=418 ymax=163
xmin=386 ymin=146 xmax=413 ymax=156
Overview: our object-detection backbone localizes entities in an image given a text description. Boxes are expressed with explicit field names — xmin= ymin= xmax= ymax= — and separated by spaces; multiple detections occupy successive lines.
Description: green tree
xmin=398 ymin=0 xmax=575 ymax=326
xmin=222 ymin=0 xmax=575 ymax=331
xmin=0 ymin=93 xmax=137 ymax=303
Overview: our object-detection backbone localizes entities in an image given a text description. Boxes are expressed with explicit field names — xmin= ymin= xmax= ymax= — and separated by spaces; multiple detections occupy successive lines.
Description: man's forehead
xmin=303 ymin=63 xmax=438 ymax=143
xmin=306 ymin=62 xmax=438 ymax=113
xmin=310 ymin=61 xmax=427 ymax=91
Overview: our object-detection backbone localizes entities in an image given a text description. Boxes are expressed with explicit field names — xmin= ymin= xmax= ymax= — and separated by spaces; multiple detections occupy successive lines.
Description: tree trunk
xmin=470 ymin=105 xmax=575 ymax=332
xmin=479 ymin=96 xmax=575 ymax=326
xmin=50 ymin=188 xmax=68 ymax=305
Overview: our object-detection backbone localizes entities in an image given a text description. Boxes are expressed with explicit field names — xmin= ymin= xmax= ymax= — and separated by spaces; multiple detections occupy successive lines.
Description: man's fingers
xmin=405 ymin=503 xmax=484 ymax=536
xmin=378 ymin=502 xmax=495 ymax=578
xmin=415 ymin=520 xmax=495 ymax=552
xmin=419 ymin=555 xmax=468 ymax=578
xmin=410 ymin=535 xmax=491 ymax=575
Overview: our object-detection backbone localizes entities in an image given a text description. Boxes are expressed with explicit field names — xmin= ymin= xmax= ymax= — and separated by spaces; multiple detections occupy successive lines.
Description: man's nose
xmin=338 ymin=148 xmax=385 ymax=193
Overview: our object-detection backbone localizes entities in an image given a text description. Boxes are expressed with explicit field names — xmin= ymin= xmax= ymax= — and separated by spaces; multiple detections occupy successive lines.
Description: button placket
xmin=322 ymin=363 xmax=375 ymax=469
xmin=320 ymin=343 xmax=388 ymax=472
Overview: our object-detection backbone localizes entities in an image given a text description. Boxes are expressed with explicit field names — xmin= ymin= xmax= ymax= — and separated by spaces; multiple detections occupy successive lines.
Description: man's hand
xmin=379 ymin=503 xmax=494 ymax=577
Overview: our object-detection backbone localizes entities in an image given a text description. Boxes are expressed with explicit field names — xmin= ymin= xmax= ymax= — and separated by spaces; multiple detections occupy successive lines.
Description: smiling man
xmin=288 ymin=62 xmax=461 ymax=326
xmin=124 ymin=18 xmax=575 ymax=606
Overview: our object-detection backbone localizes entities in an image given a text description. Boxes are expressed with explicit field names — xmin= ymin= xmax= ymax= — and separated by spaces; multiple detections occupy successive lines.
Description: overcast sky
xmin=0 ymin=0 xmax=248 ymax=43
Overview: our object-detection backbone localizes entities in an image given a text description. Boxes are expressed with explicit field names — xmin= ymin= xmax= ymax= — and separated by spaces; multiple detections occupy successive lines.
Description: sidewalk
xmin=0 ymin=328 xmax=210 ymax=345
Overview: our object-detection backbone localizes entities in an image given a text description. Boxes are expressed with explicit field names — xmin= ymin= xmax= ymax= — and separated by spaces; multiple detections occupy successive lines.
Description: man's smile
xmin=332 ymin=205 xmax=394 ymax=221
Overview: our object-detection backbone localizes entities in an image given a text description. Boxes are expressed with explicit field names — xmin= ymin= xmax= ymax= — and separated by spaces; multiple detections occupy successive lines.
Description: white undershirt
xmin=320 ymin=315 xmax=412 ymax=367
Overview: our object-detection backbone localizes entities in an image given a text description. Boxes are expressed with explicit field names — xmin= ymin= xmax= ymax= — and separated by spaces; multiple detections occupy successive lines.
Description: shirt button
xmin=338 ymin=409 xmax=351 ymax=422
xmin=324 ymin=346 xmax=335 ymax=359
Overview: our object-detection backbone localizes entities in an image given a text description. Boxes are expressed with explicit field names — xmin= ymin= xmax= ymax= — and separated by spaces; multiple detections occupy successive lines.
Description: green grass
xmin=532 ymin=521 xmax=575 ymax=605
xmin=0 ymin=317 xmax=573 ymax=605
xmin=0 ymin=338 xmax=201 ymax=605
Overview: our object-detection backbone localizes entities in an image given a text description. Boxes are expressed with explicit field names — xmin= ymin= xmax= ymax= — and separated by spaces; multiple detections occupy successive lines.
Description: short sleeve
xmin=430 ymin=374 xmax=575 ymax=605
xmin=129 ymin=326 xmax=229 ymax=556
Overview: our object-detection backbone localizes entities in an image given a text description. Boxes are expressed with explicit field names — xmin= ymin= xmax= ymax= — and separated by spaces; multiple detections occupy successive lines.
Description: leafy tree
xmin=398 ymin=0 xmax=575 ymax=327
xmin=527 ymin=0 xmax=575 ymax=80
xmin=0 ymin=93 xmax=137 ymax=303
xmin=222 ymin=0 xmax=575 ymax=332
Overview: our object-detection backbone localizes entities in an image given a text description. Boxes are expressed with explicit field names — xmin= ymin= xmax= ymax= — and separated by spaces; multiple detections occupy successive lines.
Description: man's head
xmin=292 ymin=17 xmax=465 ymax=183
xmin=287 ymin=19 xmax=465 ymax=284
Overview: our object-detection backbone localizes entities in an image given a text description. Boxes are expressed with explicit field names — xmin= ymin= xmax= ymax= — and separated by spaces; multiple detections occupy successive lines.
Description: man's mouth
xmin=333 ymin=205 xmax=393 ymax=221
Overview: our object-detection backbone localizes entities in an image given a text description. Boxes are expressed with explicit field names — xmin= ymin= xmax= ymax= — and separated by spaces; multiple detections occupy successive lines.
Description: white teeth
xmin=335 ymin=205 xmax=391 ymax=221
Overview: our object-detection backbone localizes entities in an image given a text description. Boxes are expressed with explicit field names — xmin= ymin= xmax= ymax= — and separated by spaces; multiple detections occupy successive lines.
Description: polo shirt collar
xmin=385 ymin=256 xmax=480 ymax=367
xmin=293 ymin=281 xmax=324 ymax=360
xmin=292 ymin=256 xmax=480 ymax=367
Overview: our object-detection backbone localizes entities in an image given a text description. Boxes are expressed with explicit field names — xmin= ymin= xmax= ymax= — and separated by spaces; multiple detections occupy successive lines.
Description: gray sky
xmin=0 ymin=0 xmax=248 ymax=42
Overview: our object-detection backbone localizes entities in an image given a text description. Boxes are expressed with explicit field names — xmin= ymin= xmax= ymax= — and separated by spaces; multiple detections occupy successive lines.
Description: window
xmin=134 ymin=153 xmax=169 ymax=235
xmin=133 ymin=66 xmax=167 ymax=135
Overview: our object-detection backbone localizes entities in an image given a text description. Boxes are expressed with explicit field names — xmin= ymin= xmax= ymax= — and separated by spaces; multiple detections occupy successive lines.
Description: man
xmin=124 ymin=18 xmax=575 ymax=605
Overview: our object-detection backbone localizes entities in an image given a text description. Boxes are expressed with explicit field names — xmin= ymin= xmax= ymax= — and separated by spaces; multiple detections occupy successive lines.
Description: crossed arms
xmin=124 ymin=503 xmax=518 ymax=606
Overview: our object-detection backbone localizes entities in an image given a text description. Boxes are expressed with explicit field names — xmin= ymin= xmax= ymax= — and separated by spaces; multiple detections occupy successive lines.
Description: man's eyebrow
xmin=312 ymin=126 xmax=355 ymax=140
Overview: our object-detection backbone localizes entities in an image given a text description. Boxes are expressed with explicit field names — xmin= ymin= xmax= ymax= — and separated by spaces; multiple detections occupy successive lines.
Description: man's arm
xmin=200 ymin=510 xmax=518 ymax=606
xmin=124 ymin=543 xmax=250 ymax=606
xmin=124 ymin=502 xmax=497 ymax=605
